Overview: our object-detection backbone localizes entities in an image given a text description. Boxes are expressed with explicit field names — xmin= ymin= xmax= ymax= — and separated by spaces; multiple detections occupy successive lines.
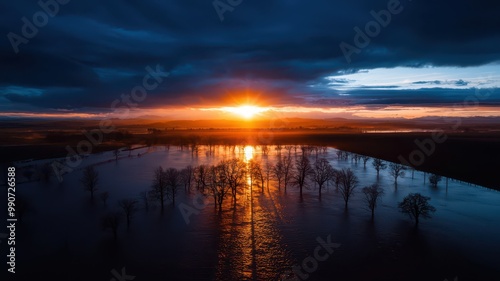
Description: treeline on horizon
xmin=0 ymin=128 xmax=499 ymax=190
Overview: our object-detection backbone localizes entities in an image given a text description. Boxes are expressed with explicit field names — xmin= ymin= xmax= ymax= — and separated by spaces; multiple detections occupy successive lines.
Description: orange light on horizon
xmin=219 ymin=105 xmax=269 ymax=119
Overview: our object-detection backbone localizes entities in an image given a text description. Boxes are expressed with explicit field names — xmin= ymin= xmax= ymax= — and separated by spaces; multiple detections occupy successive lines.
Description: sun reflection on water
xmin=244 ymin=145 xmax=254 ymax=163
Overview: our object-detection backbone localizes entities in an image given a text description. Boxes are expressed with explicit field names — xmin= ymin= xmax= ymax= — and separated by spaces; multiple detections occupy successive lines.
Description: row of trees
xmin=77 ymin=151 xmax=440 ymax=239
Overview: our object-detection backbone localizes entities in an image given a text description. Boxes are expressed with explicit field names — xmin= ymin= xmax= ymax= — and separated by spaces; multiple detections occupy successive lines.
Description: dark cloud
xmin=0 ymin=0 xmax=499 ymax=113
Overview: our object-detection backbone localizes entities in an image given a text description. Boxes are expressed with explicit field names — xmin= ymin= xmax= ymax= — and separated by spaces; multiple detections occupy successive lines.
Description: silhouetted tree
xmin=361 ymin=156 xmax=371 ymax=168
xmin=294 ymin=155 xmax=313 ymax=198
xmin=338 ymin=168 xmax=358 ymax=209
xmin=264 ymin=161 xmax=273 ymax=190
xmin=165 ymin=167 xmax=181 ymax=206
xmin=208 ymin=163 xmax=232 ymax=212
xmin=250 ymin=160 xmax=265 ymax=192
xmin=272 ymin=157 xmax=285 ymax=191
xmin=150 ymin=166 xmax=168 ymax=211
xmin=180 ymin=165 xmax=194 ymax=193
xmin=389 ymin=163 xmax=406 ymax=185
xmin=372 ymin=159 xmax=387 ymax=177
xmin=362 ymin=184 xmax=384 ymax=219
xmin=81 ymin=166 xmax=99 ymax=199
xmin=312 ymin=158 xmax=333 ymax=199
xmin=222 ymin=159 xmax=246 ymax=205
xmin=429 ymin=174 xmax=442 ymax=187
xmin=101 ymin=212 xmax=120 ymax=240
xmin=194 ymin=165 xmax=210 ymax=193
xmin=100 ymin=191 xmax=109 ymax=207
xmin=398 ymin=193 xmax=436 ymax=226
xmin=118 ymin=199 xmax=138 ymax=228
xmin=282 ymin=155 xmax=294 ymax=192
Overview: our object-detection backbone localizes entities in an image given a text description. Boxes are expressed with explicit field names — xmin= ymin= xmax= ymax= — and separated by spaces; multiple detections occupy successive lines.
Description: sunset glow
xmin=219 ymin=105 xmax=269 ymax=119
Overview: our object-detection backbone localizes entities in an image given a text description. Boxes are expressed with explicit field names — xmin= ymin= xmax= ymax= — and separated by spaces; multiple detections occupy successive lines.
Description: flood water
xmin=4 ymin=145 xmax=500 ymax=281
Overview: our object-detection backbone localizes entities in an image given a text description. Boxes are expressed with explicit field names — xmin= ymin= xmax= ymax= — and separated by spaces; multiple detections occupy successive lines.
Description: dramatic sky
xmin=1 ymin=0 xmax=500 ymax=119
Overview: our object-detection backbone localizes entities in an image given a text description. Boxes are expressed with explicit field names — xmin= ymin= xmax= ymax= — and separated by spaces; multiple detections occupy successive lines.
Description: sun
xmin=222 ymin=105 xmax=267 ymax=119
xmin=237 ymin=105 xmax=263 ymax=119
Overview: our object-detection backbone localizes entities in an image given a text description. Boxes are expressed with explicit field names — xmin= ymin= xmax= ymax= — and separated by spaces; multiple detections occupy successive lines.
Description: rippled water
xmin=6 ymin=145 xmax=500 ymax=280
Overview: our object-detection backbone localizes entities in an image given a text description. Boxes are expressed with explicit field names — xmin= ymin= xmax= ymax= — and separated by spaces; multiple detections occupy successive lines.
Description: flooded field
xmin=4 ymin=145 xmax=500 ymax=281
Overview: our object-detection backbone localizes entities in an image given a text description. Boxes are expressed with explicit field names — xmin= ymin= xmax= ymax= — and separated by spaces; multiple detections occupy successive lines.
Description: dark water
xmin=3 ymin=145 xmax=500 ymax=280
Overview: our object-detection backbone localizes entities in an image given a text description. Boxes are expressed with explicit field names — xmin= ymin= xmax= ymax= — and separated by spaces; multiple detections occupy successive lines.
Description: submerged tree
xmin=272 ymin=157 xmax=285 ymax=191
xmin=165 ymin=167 xmax=181 ymax=206
xmin=338 ymin=168 xmax=358 ymax=209
xmin=361 ymin=155 xmax=371 ymax=168
xmin=150 ymin=166 xmax=168 ymax=211
xmin=250 ymin=160 xmax=265 ymax=192
xmin=389 ymin=163 xmax=406 ymax=185
xmin=81 ymin=165 xmax=99 ymax=199
xmin=180 ymin=165 xmax=194 ymax=193
xmin=118 ymin=199 xmax=138 ymax=228
xmin=362 ymin=184 xmax=385 ymax=219
xmin=293 ymin=155 xmax=313 ymax=198
xmin=312 ymin=158 xmax=333 ymax=199
xmin=101 ymin=212 xmax=121 ymax=240
xmin=282 ymin=155 xmax=294 ymax=192
xmin=372 ymin=159 xmax=387 ymax=177
xmin=398 ymin=193 xmax=436 ymax=226
xmin=429 ymin=174 xmax=442 ymax=187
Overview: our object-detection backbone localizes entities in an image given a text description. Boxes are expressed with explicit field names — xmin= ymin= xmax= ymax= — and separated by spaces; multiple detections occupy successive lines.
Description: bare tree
xmin=361 ymin=156 xmax=371 ymax=168
xmin=294 ymin=155 xmax=313 ymax=198
xmin=150 ymin=166 xmax=168 ymax=211
xmin=338 ymin=168 xmax=358 ymax=209
xmin=250 ymin=160 xmax=265 ymax=192
xmin=81 ymin=165 xmax=99 ymax=199
xmin=264 ymin=161 xmax=273 ymax=191
xmin=312 ymin=158 xmax=333 ymax=199
xmin=100 ymin=191 xmax=109 ymax=207
xmin=180 ymin=165 xmax=194 ymax=193
xmin=101 ymin=212 xmax=120 ymax=240
xmin=362 ymin=184 xmax=385 ymax=219
xmin=118 ymin=199 xmax=138 ymax=228
xmin=272 ymin=157 xmax=285 ymax=191
xmin=222 ymin=159 xmax=246 ymax=205
xmin=398 ymin=193 xmax=436 ymax=226
xmin=194 ymin=165 xmax=210 ymax=193
xmin=282 ymin=155 xmax=294 ymax=192
xmin=389 ymin=163 xmax=406 ymax=185
xmin=429 ymin=174 xmax=442 ymax=187
xmin=372 ymin=159 xmax=387 ymax=177
xmin=165 ymin=167 xmax=181 ymax=206
xmin=261 ymin=145 xmax=271 ymax=156
xmin=208 ymin=163 xmax=232 ymax=212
